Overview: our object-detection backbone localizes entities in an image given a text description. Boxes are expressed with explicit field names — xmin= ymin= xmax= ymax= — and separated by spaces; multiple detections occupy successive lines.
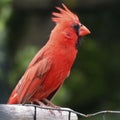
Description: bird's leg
xmin=30 ymin=98 xmax=45 ymax=106
xmin=42 ymin=98 xmax=62 ymax=115
xmin=42 ymin=98 xmax=60 ymax=109
xmin=29 ymin=98 xmax=56 ymax=115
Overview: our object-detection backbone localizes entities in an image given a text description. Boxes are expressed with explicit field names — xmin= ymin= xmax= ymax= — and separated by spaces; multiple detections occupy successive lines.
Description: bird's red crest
xmin=52 ymin=4 xmax=79 ymax=24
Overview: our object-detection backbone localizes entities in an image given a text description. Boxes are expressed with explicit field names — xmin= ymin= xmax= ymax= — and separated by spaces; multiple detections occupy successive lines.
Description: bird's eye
xmin=72 ymin=24 xmax=80 ymax=35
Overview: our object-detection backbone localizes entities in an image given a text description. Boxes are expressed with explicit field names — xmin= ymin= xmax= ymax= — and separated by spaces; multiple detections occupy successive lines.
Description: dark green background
xmin=0 ymin=0 xmax=120 ymax=114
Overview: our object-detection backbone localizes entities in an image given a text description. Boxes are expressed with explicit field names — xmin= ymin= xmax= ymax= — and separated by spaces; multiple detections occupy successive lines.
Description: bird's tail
xmin=7 ymin=91 xmax=18 ymax=104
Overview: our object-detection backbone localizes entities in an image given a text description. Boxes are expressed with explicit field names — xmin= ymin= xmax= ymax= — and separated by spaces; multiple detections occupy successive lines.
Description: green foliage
xmin=0 ymin=0 xmax=12 ymax=103
xmin=0 ymin=0 xmax=12 ymax=32
xmin=8 ymin=46 xmax=39 ymax=87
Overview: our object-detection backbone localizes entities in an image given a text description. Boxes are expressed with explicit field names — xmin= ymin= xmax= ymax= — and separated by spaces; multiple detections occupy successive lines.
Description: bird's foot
xmin=33 ymin=99 xmax=46 ymax=106
xmin=30 ymin=98 xmax=59 ymax=115
xmin=42 ymin=98 xmax=61 ymax=114
xmin=42 ymin=98 xmax=59 ymax=108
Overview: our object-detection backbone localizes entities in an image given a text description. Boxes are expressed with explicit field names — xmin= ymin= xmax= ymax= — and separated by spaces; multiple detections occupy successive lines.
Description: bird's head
xmin=51 ymin=4 xmax=90 ymax=48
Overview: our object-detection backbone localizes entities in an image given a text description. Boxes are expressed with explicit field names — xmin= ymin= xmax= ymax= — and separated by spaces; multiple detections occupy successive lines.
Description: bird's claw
xmin=28 ymin=98 xmax=61 ymax=115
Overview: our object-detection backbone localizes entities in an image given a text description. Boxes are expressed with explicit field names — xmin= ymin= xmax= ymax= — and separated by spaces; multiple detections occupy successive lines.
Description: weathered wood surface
xmin=0 ymin=104 xmax=78 ymax=120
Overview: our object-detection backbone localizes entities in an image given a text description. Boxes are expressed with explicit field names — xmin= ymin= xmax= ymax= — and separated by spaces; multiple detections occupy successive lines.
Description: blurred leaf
xmin=8 ymin=46 xmax=38 ymax=87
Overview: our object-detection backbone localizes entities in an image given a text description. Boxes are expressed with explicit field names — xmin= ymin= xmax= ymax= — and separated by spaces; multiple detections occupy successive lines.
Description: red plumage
xmin=7 ymin=4 xmax=90 ymax=104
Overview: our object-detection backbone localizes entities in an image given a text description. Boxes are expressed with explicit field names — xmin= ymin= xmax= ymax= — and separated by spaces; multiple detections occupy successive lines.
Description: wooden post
xmin=0 ymin=104 xmax=78 ymax=120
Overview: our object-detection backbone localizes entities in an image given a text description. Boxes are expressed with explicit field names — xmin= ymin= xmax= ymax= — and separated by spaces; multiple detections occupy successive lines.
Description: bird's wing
xmin=46 ymin=71 xmax=70 ymax=100
xmin=47 ymin=85 xmax=61 ymax=100
xmin=9 ymin=57 xmax=51 ymax=104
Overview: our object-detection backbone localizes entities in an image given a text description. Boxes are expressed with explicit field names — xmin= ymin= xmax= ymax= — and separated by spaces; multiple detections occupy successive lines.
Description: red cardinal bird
xmin=7 ymin=4 xmax=90 ymax=105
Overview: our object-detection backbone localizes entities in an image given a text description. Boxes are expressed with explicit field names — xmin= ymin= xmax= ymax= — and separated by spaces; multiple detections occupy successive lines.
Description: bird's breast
xmin=42 ymin=47 xmax=77 ymax=91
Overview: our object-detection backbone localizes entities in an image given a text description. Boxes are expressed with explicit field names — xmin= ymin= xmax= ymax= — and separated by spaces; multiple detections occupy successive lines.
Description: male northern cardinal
xmin=7 ymin=4 xmax=90 ymax=105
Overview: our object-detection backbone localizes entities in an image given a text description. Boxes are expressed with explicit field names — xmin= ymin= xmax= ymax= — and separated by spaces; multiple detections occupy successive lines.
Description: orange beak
xmin=79 ymin=25 xmax=90 ymax=36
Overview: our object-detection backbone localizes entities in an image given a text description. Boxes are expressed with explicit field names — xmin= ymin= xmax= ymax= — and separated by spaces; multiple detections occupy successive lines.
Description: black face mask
xmin=72 ymin=24 xmax=84 ymax=49
xmin=72 ymin=24 xmax=80 ymax=36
